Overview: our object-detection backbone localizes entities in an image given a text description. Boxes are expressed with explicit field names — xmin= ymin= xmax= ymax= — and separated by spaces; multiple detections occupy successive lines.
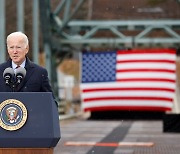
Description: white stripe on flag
xmin=116 ymin=72 xmax=176 ymax=80
xmin=117 ymin=53 xmax=176 ymax=61
xmin=81 ymin=82 xmax=176 ymax=89
xmin=82 ymin=91 xmax=175 ymax=99
xmin=82 ymin=101 xmax=173 ymax=108
xmin=116 ymin=63 xmax=175 ymax=70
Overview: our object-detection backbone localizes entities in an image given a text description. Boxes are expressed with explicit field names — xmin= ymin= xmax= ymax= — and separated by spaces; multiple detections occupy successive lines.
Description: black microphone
xmin=3 ymin=67 xmax=14 ymax=85
xmin=15 ymin=67 xmax=26 ymax=84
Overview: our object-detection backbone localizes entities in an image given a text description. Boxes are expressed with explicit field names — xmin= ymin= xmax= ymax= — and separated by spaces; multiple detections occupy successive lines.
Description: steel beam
xmin=58 ymin=38 xmax=180 ymax=44
xmin=53 ymin=20 xmax=180 ymax=48
xmin=0 ymin=0 xmax=6 ymax=63
xmin=54 ymin=0 xmax=66 ymax=15
xmin=32 ymin=0 xmax=39 ymax=64
xmin=17 ymin=0 xmax=24 ymax=32
xmin=55 ymin=0 xmax=86 ymax=32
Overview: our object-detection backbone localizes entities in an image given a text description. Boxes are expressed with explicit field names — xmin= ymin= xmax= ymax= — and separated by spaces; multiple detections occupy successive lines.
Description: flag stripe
xmin=116 ymin=72 xmax=175 ymax=80
xmin=83 ymin=97 xmax=173 ymax=102
xmin=117 ymin=60 xmax=175 ymax=64
xmin=116 ymin=63 xmax=175 ymax=70
xmin=82 ymin=91 xmax=174 ymax=99
xmin=82 ymin=100 xmax=173 ymax=107
xmin=82 ymin=101 xmax=173 ymax=109
xmin=117 ymin=69 xmax=175 ymax=73
xmin=82 ymin=87 xmax=175 ymax=93
xmin=83 ymin=106 xmax=172 ymax=112
xmin=81 ymin=81 xmax=175 ymax=89
xmin=116 ymin=79 xmax=175 ymax=83
xmin=117 ymin=49 xmax=176 ymax=54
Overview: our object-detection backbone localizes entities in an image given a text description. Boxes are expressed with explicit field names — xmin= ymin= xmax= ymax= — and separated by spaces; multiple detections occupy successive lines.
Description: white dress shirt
xmin=12 ymin=60 xmax=26 ymax=73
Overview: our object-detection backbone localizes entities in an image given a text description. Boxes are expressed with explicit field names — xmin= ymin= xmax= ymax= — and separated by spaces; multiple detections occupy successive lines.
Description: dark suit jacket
xmin=0 ymin=57 xmax=53 ymax=93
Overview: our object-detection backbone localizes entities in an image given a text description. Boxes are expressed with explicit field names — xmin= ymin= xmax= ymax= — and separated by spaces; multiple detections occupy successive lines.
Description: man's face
xmin=7 ymin=35 xmax=29 ymax=65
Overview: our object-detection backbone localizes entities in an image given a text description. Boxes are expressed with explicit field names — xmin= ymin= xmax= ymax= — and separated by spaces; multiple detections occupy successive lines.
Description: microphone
xmin=3 ymin=67 xmax=14 ymax=85
xmin=15 ymin=67 xmax=26 ymax=84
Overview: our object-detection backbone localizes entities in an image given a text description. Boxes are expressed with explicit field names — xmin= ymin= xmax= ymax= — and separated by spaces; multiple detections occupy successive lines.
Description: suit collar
xmin=5 ymin=57 xmax=33 ymax=69
xmin=25 ymin=57 xmax=35 ymax=69
xmin=6 ymin=58 xmax=12 ymax=68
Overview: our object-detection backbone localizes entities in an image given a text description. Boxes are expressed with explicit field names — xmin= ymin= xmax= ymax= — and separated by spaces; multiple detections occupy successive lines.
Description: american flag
xmin=81 ymin=49 xmax=176 ymax=112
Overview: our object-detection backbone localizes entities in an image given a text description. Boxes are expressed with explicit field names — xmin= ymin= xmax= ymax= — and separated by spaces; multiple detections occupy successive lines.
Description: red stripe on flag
xmin=84 ymin=106 xmax=172 ymax=112
xmin=117 ymin=60 xmax=175 ymax=64
xmin=82 ymin=88 xmax=175 ymax=93
xmin=117 ymin=49 xmax=176 ymax=54
xmin=117 ymin=69 xmax=175 ymax=73
xmin=116 ymin=78 xmax=175 ymax=83
xmin=83 ymin=97 xmax=173 ymax=102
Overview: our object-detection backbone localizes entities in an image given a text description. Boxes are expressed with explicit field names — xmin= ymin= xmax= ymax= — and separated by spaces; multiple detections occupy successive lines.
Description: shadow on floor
xmin=88 ymin=111 xmax=164 ymax=120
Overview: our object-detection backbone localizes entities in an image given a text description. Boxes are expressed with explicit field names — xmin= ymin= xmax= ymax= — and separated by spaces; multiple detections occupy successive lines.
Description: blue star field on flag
xmin=82 ymin=52 xmax=116 ymax=83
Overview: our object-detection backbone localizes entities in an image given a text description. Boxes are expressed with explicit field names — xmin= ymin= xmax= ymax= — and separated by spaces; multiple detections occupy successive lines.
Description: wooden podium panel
xmin=0 ymin=148 xmax=53 ymax=154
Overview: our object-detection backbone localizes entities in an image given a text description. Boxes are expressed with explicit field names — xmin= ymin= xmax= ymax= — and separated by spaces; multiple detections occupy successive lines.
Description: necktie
xmin=16 ymin=65 xmax=20 ymax=69
xmin=14 ymin=66 xmax=20 ymax=74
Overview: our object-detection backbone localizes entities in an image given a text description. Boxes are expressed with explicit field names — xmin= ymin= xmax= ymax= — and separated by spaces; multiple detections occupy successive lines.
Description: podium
xmin=0 ymin=92 xmax=61 ymax=154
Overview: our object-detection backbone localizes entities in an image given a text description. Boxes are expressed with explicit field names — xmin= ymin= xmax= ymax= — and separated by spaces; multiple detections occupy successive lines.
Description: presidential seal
xmin=0 ymin=99 xmax=27 ymax=131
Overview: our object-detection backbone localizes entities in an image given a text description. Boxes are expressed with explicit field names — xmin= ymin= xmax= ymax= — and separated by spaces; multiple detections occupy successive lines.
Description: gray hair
xmin=6 ymin=31 xmax=29 ymax=47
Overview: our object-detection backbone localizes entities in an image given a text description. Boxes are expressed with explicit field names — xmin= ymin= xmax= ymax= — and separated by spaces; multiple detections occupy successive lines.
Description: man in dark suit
xmin=0 ymin=32 xmax=56 ymax=104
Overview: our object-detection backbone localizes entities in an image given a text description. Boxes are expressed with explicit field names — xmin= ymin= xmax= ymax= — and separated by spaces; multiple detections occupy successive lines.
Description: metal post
xmin=0 ymin=0 xmax=6 ymax=63
xmin=32 ymin=0 xmax=39 ymax=64
xmin=44 ymin=43 xmax=52 ymax=81
xmin=17 ymin=0 xmax=24 ymax=32
xmin=63 ymin=0 xmax=72 ymax=22
xmin=87 ymin=0 xmax=93 ymax=20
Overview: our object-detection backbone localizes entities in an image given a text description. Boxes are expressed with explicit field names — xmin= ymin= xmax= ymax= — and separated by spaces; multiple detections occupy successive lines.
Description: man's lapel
xmin=16 ymin=58 xmax=35 ymax=92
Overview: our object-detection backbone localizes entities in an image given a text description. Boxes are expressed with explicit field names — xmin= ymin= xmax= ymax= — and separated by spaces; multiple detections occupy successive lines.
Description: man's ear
xmin=25 ymin=45 xmax=29 ymax=54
